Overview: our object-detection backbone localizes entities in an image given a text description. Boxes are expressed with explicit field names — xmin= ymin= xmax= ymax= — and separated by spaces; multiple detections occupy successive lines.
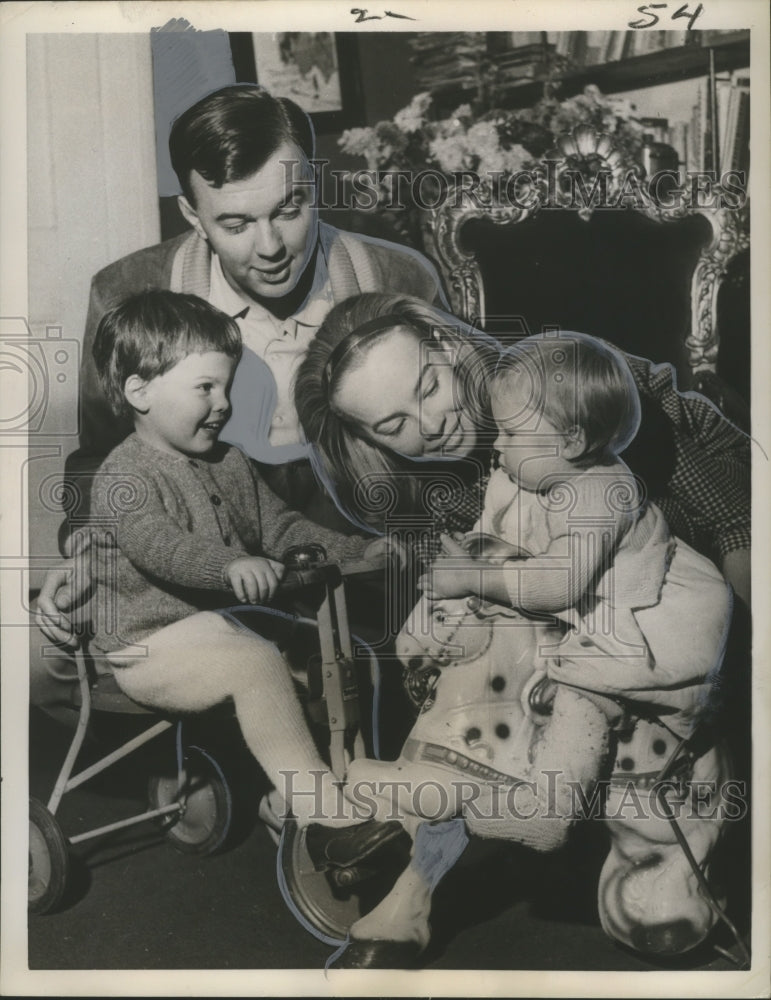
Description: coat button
xmin=210 ymin=494 xmax=221 ymax=506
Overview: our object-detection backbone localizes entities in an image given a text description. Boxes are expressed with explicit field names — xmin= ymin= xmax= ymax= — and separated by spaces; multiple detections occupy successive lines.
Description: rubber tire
xmin=279 ymin=818 xmax=410 ymax=942
xmin=29 ymin=798 xmax=69 ymax=915
xmin=147 ymin=747 xmax=232 ymax=856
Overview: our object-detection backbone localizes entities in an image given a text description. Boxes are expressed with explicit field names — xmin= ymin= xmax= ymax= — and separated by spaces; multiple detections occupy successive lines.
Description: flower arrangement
xmin=338 ymin=86 xmax=647 ymax=243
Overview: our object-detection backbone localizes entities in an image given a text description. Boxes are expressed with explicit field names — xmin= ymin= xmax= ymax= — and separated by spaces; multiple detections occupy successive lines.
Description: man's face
xmin=178 ymin=141 xmax=317 ymax=303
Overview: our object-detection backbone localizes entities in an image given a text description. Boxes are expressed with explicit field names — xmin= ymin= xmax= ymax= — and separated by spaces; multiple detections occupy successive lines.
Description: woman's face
xmin=332 ymin=327 xmax=478 ymax=458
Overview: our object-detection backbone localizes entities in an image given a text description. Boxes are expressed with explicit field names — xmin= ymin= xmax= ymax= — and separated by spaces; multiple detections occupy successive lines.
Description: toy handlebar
xmin=277 ymin=552 xmax=390 ymax=594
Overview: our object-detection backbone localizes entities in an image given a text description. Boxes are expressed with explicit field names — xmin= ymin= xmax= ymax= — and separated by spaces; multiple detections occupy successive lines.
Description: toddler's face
xmin=135 ymin=350 xmax=236 ymax=458
xmin=490 ymin=385 xmax=575 ymax=491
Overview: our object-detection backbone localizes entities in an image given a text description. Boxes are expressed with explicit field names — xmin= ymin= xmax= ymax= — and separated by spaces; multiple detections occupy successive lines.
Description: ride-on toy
xmin=28 ymin=546 xmax=401 ymax=930
xmin=274 ymin=546 xmax=412 ymax=945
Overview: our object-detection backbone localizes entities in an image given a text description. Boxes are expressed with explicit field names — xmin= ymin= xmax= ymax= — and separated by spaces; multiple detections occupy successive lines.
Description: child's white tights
xmin=104 ymin=611 xmax=366 ymax=828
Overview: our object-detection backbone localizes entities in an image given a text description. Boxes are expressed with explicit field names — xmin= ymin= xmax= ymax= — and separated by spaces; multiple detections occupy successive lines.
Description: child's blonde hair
xmin=491 ymin=332 xmax=641 ymax=466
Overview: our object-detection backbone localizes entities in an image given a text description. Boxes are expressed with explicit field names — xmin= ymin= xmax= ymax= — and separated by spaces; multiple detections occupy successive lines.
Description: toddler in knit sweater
xmin=87 ymin=289 xmax=398 ymax=841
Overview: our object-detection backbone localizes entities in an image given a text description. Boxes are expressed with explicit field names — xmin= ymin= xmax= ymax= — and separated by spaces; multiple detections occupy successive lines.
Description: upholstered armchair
xmin=420 ymin=125 xmax=750 ymax=428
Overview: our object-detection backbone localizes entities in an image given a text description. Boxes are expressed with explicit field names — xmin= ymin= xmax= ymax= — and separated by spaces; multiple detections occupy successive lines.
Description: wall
xmin=26 ymin=34 xmax=160 ymax=580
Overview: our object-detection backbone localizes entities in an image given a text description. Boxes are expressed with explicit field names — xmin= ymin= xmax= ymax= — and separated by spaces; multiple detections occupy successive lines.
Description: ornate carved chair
xmin=420 ymin=125 xmax=750 ymax=428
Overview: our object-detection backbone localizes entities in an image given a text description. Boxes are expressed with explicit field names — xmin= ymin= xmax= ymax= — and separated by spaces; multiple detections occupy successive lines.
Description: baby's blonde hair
xmin=491 ymin=332 xmax=641 ymax=465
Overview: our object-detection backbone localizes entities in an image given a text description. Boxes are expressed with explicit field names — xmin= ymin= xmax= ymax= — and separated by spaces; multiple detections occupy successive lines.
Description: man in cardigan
xmin=73 ymin=84 xmax=445 ymax=526
xmin=33 ymin=84 xmax=445 ymax=717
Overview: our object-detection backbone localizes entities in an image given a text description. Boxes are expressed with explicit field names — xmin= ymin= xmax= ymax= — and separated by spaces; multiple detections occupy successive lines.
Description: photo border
xmin=1 ymin=1 xmax=768 ymax=997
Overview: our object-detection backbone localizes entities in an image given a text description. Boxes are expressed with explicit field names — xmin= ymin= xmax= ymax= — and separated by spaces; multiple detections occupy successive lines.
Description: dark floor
xmin=27 ymin=706 xmax=750 ymax=976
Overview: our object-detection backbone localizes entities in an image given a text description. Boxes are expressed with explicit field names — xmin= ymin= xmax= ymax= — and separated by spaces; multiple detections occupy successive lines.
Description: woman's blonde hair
xmin=294 ymin=293 xmax=500 ymax=530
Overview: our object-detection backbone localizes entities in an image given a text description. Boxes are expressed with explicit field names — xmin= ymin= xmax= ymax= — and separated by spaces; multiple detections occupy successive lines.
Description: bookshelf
xmin=414 ymin=30 xmax=750 ymax=113
xmin=411 ymin=30 xmax=750 ymax=178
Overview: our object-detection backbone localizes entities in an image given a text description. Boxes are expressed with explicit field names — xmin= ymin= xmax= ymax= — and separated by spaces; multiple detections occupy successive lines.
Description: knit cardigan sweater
xmin=75 ymin=224 xmax=445 ymax=472
xmin=89 ymin=434 xmax=368 ymax=653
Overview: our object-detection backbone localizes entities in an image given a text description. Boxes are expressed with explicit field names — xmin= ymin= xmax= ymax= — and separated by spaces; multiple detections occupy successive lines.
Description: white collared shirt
xmin=209 ymin=243 xmax=335 ymax=464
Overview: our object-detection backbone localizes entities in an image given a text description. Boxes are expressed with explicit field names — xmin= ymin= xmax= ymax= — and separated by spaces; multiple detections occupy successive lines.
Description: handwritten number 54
xmin=629 ymin=2 xmax=704 ymax=30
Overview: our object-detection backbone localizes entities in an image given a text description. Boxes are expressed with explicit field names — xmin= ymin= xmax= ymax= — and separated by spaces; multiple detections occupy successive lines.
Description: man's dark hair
xmin=169 ymin=84 xmax=315 ymax=204
xmin=93 ymin=290 xmax=242 ymax=419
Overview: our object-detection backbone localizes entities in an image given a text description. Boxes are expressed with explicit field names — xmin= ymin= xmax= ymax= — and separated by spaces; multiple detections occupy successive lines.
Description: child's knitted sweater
xmin=89 ymin=434 xmax=368 ymax=653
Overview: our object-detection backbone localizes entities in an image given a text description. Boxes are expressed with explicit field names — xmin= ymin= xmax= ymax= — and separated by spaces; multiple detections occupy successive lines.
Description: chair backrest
xmin=420 ymin=125 xmax=750 ymax=412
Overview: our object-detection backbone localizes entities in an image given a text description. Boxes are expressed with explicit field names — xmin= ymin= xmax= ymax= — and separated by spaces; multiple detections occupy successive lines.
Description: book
xmin=584 ymin=31 xmax=609 ymax=66
xmin=716 ymin=76 xmax=734 ymax=172
xmin=509 ymin=32 xmax=540 ymax=48
xmin=731 ymin=85 xmax=750 ymax=176
xmin=719 ymin=72 xmax=750 ymax=175
xmin=631 ymin=30 xmax=667 ymax=56
xmin=689 ymin=79 xmax=705 ymax=172
xmin=673 ymin=121 xmax=689 ymax=177
xmin=604 ymin=31 xmax=631 ymax=62
xmin=663 ymin=30 xmax=689 ymax=48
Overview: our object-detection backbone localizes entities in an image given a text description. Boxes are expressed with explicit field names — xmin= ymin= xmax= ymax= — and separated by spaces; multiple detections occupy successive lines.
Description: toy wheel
xmin=29 ymin=798 xmax=69 ymax=914
xmin=278 ymin=818 xmax=410 ymax=942
xmin=148 ymin=747 xmax=231 ymax=856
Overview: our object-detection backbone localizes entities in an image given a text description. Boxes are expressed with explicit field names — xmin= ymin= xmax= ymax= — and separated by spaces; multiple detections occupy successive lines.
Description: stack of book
xmin=494 ymin=42 xmax=551 ymax=84
xmin=627 ymin=30 xmax=690 ymax=56
xmin=679 ymin=70 xmax=749 ymax=175
xmin=408 ymin=33 xmax=488 ymax=95
xmin=543 ymin=29 xmax=726 ymax=65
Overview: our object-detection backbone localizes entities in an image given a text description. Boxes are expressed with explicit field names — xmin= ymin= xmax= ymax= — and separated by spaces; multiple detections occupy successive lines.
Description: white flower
xmin=583 ymin=84 xmax=603 ymax=103
xmin=339 ymin=127 xmax=377 ymax=157
xmin=393 ymin=92 xmax=433 ymax=134
xmin=429 ymin=135 xmax=472 ymax=173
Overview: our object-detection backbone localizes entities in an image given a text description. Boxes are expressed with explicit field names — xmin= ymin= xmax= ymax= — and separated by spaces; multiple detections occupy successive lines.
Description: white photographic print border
xmin=1 ymin=1 xmax=769 ymax=996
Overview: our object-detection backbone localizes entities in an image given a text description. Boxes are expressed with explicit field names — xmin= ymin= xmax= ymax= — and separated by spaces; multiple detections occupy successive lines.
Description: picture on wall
xmin=229 ymin=31 xmax=364 ymax=133
xmin=253 ymin=32 xmax=342 ymax=112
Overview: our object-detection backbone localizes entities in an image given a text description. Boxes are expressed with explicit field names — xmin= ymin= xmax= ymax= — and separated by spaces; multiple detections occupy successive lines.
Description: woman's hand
xmin=362 ymin=535 xmax=407 ymax=570
xmin=225 ymin=556 xmax=285 ymax=604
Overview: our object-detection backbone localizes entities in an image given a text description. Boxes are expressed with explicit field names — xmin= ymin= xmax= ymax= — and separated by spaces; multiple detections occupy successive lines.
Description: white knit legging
xmin=104 ymin=611 xmax=356 ymax=827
